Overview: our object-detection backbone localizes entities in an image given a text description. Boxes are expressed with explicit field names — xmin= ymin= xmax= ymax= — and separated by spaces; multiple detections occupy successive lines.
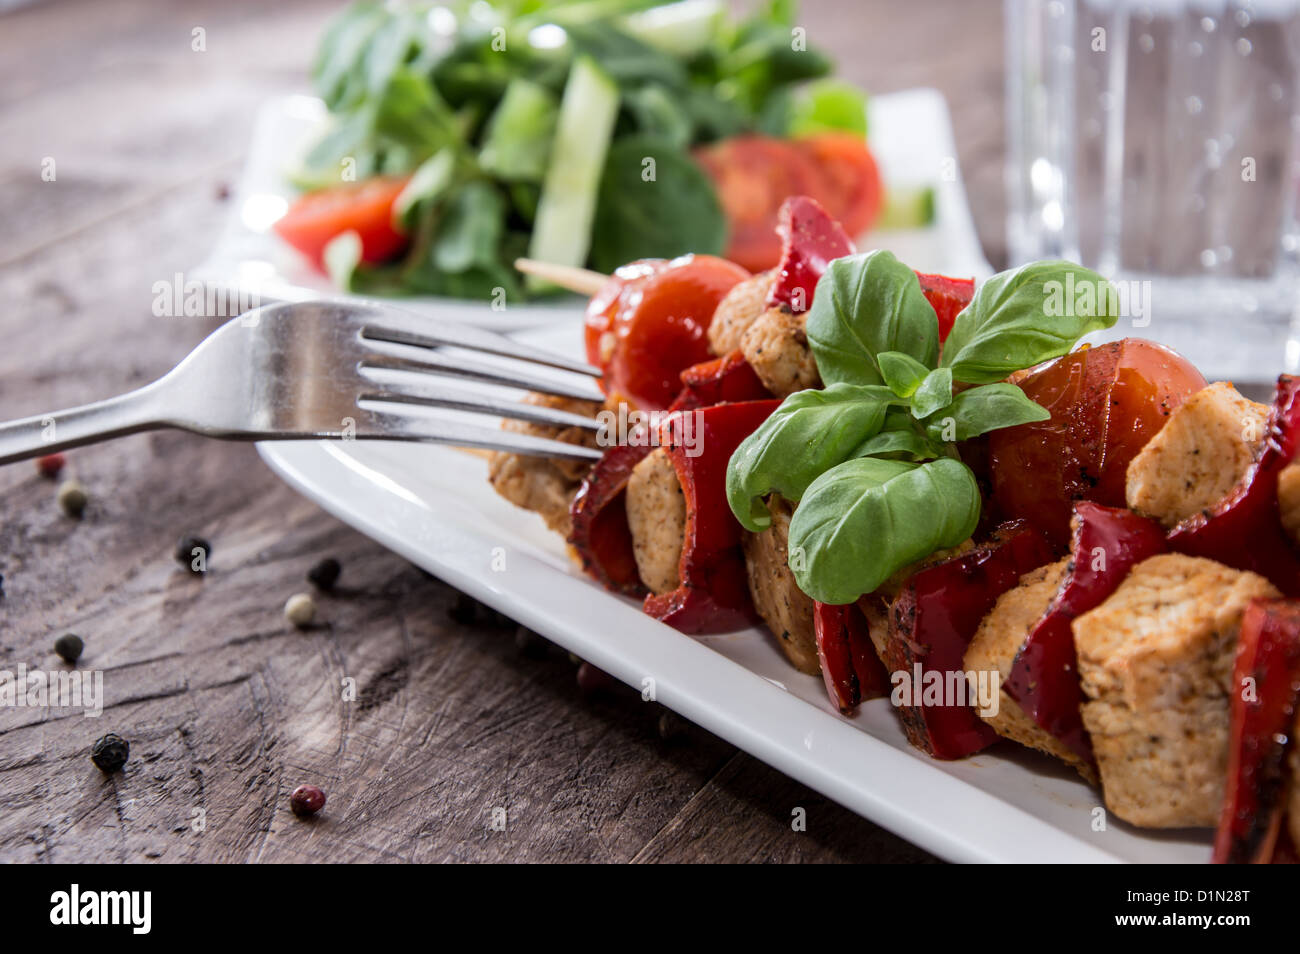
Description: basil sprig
xmin=940 ymin=260 xmax=1121 ymax=383
xmin=725 ymin=255 xmax=1119 ymax=605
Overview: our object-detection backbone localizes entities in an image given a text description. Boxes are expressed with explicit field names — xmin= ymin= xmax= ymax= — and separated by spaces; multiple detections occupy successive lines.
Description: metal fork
xmin=0 ymin=300 xmax=607 ymax=466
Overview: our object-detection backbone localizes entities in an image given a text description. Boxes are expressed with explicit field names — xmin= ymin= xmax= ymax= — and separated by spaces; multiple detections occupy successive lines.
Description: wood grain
xmin=0 ymin=0 xmax=1004 ymax=863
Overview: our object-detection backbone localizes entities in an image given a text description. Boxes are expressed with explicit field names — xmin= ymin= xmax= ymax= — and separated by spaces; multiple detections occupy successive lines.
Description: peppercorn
xmin=448 ymin=591 xmax=477 ymax=625
xmin=36 ymin=453 xmax=65 ymax=479
xmin=657 ymin=709 xmax=686 ymax=742
xmin=289 ymin=784 xmax=326 ymax=817
xmin=284 ymin=592 xmax=316 ymax=628
xmin=57 ymin=479 xmax=87 ymax=517
xmin=514 ymin=625 xmax=548 ymax=658
xmin=174 ymin=534 xmax=210 ymax=574
xmin=91 ymin=733 xmax=129 ymax=773
xmin=576 ymin=661 xmax=615 ymax=695
xmin=307 ymin=556 xmax=341 ymax=591
xmin=54 ymin=633 xmax=83 ymax=664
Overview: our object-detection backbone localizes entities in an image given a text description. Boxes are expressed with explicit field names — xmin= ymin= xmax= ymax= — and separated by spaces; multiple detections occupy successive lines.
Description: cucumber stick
xmin=527 ymin=57 xmax=620 ymax=290
xmin=877 ymin=184 xmax=936 ymax=229
xmin=621 ymin=0 xmax=724 ymax=58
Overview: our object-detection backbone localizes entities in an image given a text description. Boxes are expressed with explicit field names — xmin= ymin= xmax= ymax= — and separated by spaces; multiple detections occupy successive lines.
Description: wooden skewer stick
xmin=513 ymin=258 xmax=610 ymax=297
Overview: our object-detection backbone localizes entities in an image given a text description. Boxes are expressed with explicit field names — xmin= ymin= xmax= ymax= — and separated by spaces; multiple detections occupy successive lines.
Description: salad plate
xmin=197 ymin=87 xmax=991 ymax=332
xmin=257 ymin=314 xmax=1214 ymax=864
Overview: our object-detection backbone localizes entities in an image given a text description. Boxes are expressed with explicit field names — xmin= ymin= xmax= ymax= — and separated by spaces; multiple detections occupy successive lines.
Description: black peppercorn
xmin=514 ymin=625 xmax=548 ymax=658
xmin=448 ymin=591 xmax=478 ymax=625
xmin=54 ymin=633 xmax=83 ymax=664
xmin=307 ymin=556 xmax=341 ymax=591
xmin=290 ymin=784 xmax=326 ymax=817
xmin=91 ymin=733 xmax=129 ymax=773
xmin=174 ymin=534 xmax=210 ymax=574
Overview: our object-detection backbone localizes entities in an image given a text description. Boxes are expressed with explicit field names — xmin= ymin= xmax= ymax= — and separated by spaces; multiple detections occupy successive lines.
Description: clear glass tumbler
xmin=1005 ymin=0 xmax=1300 ymax=381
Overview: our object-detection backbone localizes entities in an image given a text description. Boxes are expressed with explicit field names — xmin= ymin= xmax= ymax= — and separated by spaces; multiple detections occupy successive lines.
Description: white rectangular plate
xmin=247 ymin=88 xmax=1213 ymax=862
xmin=256 ymin=340 xmax=1211 ymax=865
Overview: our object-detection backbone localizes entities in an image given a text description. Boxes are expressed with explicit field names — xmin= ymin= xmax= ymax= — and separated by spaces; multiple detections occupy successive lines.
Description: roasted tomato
xmin=987 ymin=338 xmax=1206 ymax=548
xmin=273 ymin=176 xmax=410 ymax=270
xmin=583 ymin=254 xmax=749 ymax=411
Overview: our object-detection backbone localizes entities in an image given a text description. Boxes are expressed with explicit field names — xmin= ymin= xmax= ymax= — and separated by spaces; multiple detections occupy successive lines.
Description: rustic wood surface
xmin=0 ymin=0 xmax=1002 ymax=863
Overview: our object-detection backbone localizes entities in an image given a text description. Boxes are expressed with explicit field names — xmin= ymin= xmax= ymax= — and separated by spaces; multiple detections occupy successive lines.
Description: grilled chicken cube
xmin=487 ymin=393 xmax=602 ymax=538
xmin=1277 ymin=462 xmax=1300 ymax=546
xmin=707 ymin=269 xmax=775 ymax=356
xmin=625 ymin=447 xmax=686 ymax=595
xmin=741 ymin=496 xmax=819 ymax=675
xmin=963 ymin=558 xmax=1095 ymax=778
xmin=740 ymin=307 xmax=821 ymax=398
xmin=1125 ymin=382 xmax=1268 ymax=529
xmin=1073 ymin=553 xmax=1279 ymax=828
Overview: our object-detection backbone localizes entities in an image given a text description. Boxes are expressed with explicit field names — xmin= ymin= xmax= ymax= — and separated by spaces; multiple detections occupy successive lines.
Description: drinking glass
xmin=1005 ymin=0 xmax=1300 ymax=380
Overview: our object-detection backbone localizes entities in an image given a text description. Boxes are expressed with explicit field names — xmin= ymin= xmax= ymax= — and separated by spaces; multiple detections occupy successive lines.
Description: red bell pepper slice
xmin=643 ymin=399 xmax=781 ymax=634
xmin=916 ymin=271 xmax=974 ymax=344
xmin=881 ymin=520 xmax=1053 ymax=760
xmin=814 ymin=601 xmax=891 ymax=714
xmin=669 ymin=349 xmax=772 ymax=412
xmin=1169 ymin=374 xmax=1300 ymax=596
xmin=568 ymin=442 xmax=653 ymax=596
xmin=1005 ymin=502 xmax=1167 ymax=765
xmin=766 ymin=196 xmax=856 ymax=315
xmin=1212 ymin=597 xmax=1300 ymax=864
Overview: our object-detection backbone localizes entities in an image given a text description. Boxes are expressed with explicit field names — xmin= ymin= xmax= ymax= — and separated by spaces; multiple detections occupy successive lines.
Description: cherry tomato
xmin=987 ymin=338 xmax=1207 ymax=548
xmin=584 ymin=255 xmax=750 ymax=411
xmin=796 ymin=134 xmax=883 ymax=239
xmin=584 ymin=259 xmax=668 ymax=372
xmin=273 ymin=176 xmax=410 ymax=271
xmin=693 ymin=137 xmax=826 ymax=272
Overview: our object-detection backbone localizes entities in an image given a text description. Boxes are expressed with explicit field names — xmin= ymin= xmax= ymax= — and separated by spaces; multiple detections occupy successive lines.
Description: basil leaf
xmin=923 ymin=382 xmax=1050 ymax=443
xmin=940 ymin=261 xmax=1121 ymax=384
xmin=850 ymin=428 xmax=948 ymax=461
xmin=806 ymin=251 xmax=939 ymax=387
xmin=877 ymin=351 xmax=932 ymax=398
xmin=726 ymin=384 xmax=901 ymax=531
xmin=910 ymin=367 xmax=954 ymax=419
xmin=788 ymin=457 xmax=981 ymax=604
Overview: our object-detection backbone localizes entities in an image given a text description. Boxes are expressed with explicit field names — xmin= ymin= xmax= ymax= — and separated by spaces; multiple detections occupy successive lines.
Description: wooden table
xmin=0 ymin=0 xmax=1002 ymax=863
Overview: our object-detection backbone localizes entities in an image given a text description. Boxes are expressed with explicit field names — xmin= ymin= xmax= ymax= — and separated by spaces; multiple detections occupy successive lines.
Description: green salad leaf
xmin=589 ymin=136 xmax=727 ymax=273
xmin=297 ymin=0 xmax=862 ymax=299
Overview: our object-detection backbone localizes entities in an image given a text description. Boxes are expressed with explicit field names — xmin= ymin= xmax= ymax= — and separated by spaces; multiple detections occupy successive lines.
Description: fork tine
xmin=360 ymin=378 xmax=601 ymax=432
xmin=356 ymin=306 xmax=603 ymax=378
xmin=359 ymin=349 xmax=605 ymax=404
xmin=354 ymin=410 xmax=604 ymax=461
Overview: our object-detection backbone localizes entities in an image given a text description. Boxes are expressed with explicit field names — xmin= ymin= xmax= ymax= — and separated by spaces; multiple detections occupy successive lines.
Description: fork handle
xmin=0 ymin=385 xmax=166 ymax=466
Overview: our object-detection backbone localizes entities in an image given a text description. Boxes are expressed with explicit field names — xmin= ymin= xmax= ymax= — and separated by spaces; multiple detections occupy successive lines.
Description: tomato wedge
xmin=694 ymin=137 xmax=826 ymax=272
xmin=273 ymin=176 xmax=410 ymax=271
xmin=694 ymin=134 xmax=883 ymax=271
xmin=797 ymin=133 xmax=883 ymax=239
